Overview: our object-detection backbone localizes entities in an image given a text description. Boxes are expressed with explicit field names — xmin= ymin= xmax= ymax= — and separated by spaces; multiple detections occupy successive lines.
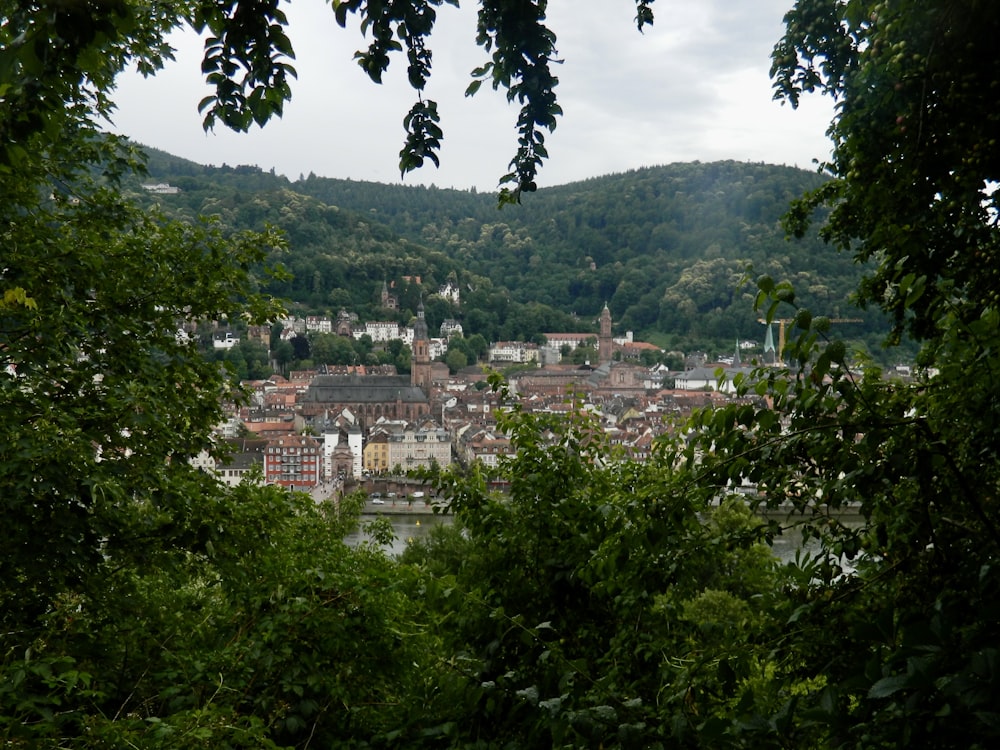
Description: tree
xmin=239 ymin=340 xmax=274 ymax=379
xmin=1 ymin=183 xmax=286 ymax=620
xmin=444 ymin=347 xmax=468 ymax=373
xmin=400 ymin=382 xmax=795 ymax=748
xmin=223 ymin=345 xmax=250 ymax=380
xmin=675 ymin=2 xmax=1000 ymax=743
xmin=8 ymin=0 xmax=1000 ymax=747
xmin=465 ymin=333 xmax=489 ymax=362
xmin=289 ymin=333 xmax=311 ymax=361
xmin=272 ymin=338 xmax=294 ymax=372
xmin=310 ymin=332 xmax=359 ymax=365
xmin=0 ymin=23 xmax=336 ymax=741
xmin=774 ymin=0 xmax=1000 ymax=346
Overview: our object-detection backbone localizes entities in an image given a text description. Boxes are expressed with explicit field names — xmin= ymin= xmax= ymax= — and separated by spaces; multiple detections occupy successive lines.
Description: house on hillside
xmin=489 ymin=341 xmax=540 ymax=364
xmin=440 ymin=318 xmax=463 ymax=339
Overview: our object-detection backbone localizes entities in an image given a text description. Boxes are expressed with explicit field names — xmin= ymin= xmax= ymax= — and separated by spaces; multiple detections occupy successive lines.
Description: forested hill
xmin=137 ymin=149 xmax=881 ymax=353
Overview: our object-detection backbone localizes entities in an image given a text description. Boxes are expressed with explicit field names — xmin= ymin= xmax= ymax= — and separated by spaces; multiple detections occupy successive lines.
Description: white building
xmin=673 ymin=365 xmax=753 ymax=394
xmin=440 ymin=318 xmax=464 ymax=338
xmin=213 ymin=332 xmax=240 ymax=350
xmin=323 ymin=427 xmax=363 ymax=479
xmin=355 ymin=320 xmax=403 ymax=343
xmin=489 ymin=341 xmax=540 ymax=364
xmin=305 ymin=316 xmax=333 ymax=334
xmin=541 ymin=332 xmax=598 ymax=361
xmin=141 ymin=183 xmax=180 ymax=194
xmin=437 ymin=282 xmax=461 ymax=305
xmin=429 ymin=337 xmax=447 ymax=360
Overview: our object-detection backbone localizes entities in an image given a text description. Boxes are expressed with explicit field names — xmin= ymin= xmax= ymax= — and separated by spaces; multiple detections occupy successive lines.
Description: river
xmin=346 ymin=511 xmax=864 ymax=563
xmin=345 ymin=513 xmax=450 ymax=557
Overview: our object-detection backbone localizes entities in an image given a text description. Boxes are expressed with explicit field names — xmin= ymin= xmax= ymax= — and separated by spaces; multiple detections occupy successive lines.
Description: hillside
xmin=136 ymin=149 xmax=885 ymax=355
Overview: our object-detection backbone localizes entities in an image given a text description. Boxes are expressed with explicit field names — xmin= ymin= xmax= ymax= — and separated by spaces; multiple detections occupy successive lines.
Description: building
xmin=322 ymin=426 xmax=362 ymax=479
xmin=619 ymin=340 xmax=662 ymax=361
xmin=264 ymin=434 xmax=322 ymax=489
xmin=673 ymin=365 xmax=754 ymax=394
xmin=141 ymin=182 xmax=180 ymax=194
xmin=541 ymin=332 xmax=598 ymax=361
xmin=380 ymin=280 xmax=398 ymax=310
xmin=440 ymin=318 xmax=463 ymax=338
xmin=489 ymin=340 xmax=540 ymax=364
xmin=305 ymin=315 xmax=332 ymax=334
xmin=411 ymin=301 xmax=432 ymax=392
xmin=386 ymin=423 xmax=452 ymax=472
xmin=437 ymin=282 xmax=460 ymax=305
xmin=460 ymin=427 xmax=512 ymax=469
xmin=363 ymin=430 xmax=391 ymax=474
xmin=246 ymin=325 xmax=272 ymax=348
xmin=214 ymin=437 xmax=268 ymax=486
xmin=355 ymin=320 xmax=404 ymax=343
xmin=599 ymin=303 xmax=613 ymax=364
xmin=335 ymin=309 xmax=354 ymax=337
xmin=213 ymin=331 xmax=240 ymax=350
xmin=299 ymin=374 xmax=431 ymax=430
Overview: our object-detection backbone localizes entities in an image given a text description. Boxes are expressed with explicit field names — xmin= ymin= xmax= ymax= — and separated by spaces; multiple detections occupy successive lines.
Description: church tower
xmin=380 ymin=279 xmax=397 ymax=309
xmin=598 ymin=302 xmax=613 ymax=364
xmin=411 ymin=301 xmax=432 ymax=392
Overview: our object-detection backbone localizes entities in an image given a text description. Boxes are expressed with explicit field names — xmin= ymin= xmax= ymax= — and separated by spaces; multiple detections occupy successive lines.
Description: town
xmin=194 ymin=290 xmax=905 ymax=500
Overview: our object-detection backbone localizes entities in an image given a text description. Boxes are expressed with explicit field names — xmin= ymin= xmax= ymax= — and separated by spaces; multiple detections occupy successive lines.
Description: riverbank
xmin=360 ymin=500 xmax=445 ymax=516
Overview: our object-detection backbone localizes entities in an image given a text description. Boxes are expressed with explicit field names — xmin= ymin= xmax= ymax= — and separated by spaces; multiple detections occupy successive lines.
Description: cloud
xmin=110 ymin=0 xmax=833 ymax=190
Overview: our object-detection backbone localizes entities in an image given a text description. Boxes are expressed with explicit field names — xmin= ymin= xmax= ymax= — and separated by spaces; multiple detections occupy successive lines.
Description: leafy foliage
xmin=1 ymin=154 xmax=281 ymax=617
xmin=5 ymin=1 xmax=1000 ymax=747
xmin=194 ymin=0 xmax=297 ymax=130
xmin=400 ymin=382 xmax=804 ymax=747
xmin=774 ymin=0 xmax=1000 ymax=344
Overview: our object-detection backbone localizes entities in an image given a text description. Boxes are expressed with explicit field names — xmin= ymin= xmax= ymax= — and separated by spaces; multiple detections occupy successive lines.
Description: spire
xmin=413 ymin=299 xmax=428 ymax=340
xmin=599 ymin=303 xmax=613 ymax=364
xmin=763 ymin=323 xmax=775 ymax=364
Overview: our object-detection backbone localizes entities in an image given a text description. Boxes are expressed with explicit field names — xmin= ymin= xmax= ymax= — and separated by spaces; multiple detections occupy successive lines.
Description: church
xmin=298 ymin=303 xmax=433 ymax=431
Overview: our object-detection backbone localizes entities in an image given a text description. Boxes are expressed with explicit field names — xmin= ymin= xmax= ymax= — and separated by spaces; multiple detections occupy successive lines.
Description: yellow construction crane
xmin=759 ymin=317 xmax=863 ymax=364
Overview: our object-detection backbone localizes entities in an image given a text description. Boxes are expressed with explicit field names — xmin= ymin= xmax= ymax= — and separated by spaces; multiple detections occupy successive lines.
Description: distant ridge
xmin=136 ymin=150 xmax=889 ymax=358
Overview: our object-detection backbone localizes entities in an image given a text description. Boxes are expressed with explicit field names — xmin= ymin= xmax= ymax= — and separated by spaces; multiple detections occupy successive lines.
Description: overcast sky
xmin=110 ymin=0 xmax=834 ymax=192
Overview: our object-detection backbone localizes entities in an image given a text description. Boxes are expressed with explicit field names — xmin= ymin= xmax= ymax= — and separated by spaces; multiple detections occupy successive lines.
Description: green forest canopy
xmin=137 ymin=151 xmax=884 ymax=357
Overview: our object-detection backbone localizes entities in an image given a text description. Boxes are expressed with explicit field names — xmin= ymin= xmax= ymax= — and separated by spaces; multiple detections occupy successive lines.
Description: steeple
xmin=411 ymin=300 xmax=431 ymax=392
xmin=598 ymin=302 xmax=613 ymax=364
xmin=763 ymin=323 xmax=776 ymax=365
xmin=413 ymin=300 xmax=428 ymax=340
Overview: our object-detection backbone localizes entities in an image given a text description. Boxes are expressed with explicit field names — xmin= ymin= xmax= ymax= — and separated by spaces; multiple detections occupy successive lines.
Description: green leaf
xmin=868 ymin=674 xmax=911 ymax=699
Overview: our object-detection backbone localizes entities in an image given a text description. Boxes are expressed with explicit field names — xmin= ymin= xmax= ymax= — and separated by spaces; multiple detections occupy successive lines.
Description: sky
xmin=110 ymin=0 xmax=835 ymax=192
